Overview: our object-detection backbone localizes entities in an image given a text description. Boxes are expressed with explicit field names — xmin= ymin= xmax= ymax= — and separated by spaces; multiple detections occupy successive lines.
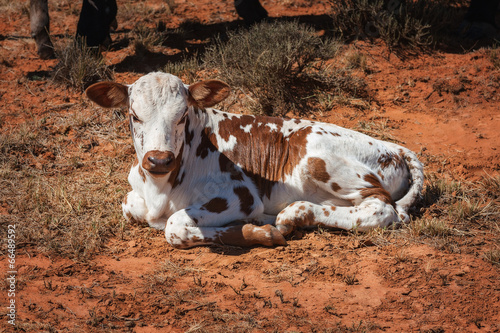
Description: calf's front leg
xmin=165 ymin=209 xmax=286 ymax=249
xmin=122 ymin=191 xmax=168 ymax=230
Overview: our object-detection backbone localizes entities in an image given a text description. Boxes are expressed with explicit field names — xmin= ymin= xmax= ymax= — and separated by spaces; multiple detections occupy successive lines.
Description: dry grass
xmin=353 ymin=118 xmax=399 ymax=143
xmin=344 ymin=50 xmax=369 ymax=71
xmin=203 ymin=21 xmax=368 ymax=116
xmin=132 ymin=24 xmax=167 ymax=53
xmin=408 ymin=218 xmax=455 ymax=238
xmin=488 ymin=46 xmax=500 ymax=69
xmin=389 ymin=173 xmax=500 ymax=254
xmin=52 ymin=40 xmax=113 ymax=91
xmin=0 ymin=0 xmax=27 ymax=14
xmin=163 ymin=54 xmax=203 ymax=84
xmin=118 ymin=0 xmax=176 ymax=23
xmin=0 ymin=103 xmax=131 ymax=260
xmin=483 ymin=248 xmax=500 ymax=266
xmin=330 ymin=0 xmax=465 ymax=54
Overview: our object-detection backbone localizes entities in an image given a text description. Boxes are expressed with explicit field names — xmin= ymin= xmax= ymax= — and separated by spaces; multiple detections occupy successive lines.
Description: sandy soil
xmin=0 ymin=0 xmax=499 ymax=332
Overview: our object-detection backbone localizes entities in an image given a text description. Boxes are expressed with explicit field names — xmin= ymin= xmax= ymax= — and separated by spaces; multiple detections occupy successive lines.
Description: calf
xmin=86 ymin=72 xmax=424 ymax=248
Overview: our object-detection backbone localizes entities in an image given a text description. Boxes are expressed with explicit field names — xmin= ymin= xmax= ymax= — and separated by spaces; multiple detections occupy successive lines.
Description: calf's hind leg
xmin=275 ymin=197 xmax=399 ymax=236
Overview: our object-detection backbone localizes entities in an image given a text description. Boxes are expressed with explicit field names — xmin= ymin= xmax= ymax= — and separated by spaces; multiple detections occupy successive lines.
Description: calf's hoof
xmin=265 ymin=225 xmax=287 ymax=247
xmin=243 ymin=224 xmax=286 ymax=247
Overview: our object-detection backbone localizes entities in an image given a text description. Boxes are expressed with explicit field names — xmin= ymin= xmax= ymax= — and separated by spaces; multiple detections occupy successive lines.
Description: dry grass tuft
xmin=119 ymin=0 xmax=176 ymax=23
xmin=163 ymin=54 xmax=202 ymax=84
xmin=52 ymin=40 xmax=113 ymax=91
xmin=408 ymin=218 xmax=455 ymax=238
xmin=393 ymin=173 xmax=500 ymax=252
xmin=0 ymin=0 xmax=27 ymax=14
xmin=487 ymin=45 xmax=500 ymax=69
xmin=204 ymin=21 xmax=367 ymax=116
xmin=483 ymin=248 xmax=500 ymax=266
xmin=132 ymin=24 xmax=168 ymax=54
xmin=331 ymin=0 xmax=464 ymax=54
xmin=353 ymin=119 xmax=399 ymax=142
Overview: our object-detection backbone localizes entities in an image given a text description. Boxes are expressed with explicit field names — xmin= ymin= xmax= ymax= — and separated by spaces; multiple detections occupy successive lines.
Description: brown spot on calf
xmin=233 ymin=186 xmax=254 ymax=216
xmin=277 ymin=210 xmax=315 ymax=236
xmin=202 ymin=197 xmax=229 ymax=213
xmin=196 ymin=128 xmax=218 ymax=159
xmin=378 ymin=152 xmax=405 ymax=170
xmin=308 ymin=157 xmax=330 ymax=183
xmin=215 ymin=116 xmax=312 ymax=200
xmin=138 ymin=167 xmax=146 ymax=182
xmin=184 ymin=117 xmax=194 ymax=146
xmin=167 ymin=144 xmax=185 ymax=187
xmin=331 ymin=182 xmax=341 ymax=192
xmin=219 ymin=154 xmax=244 ymax=181
xmin=360 ymin=173 xmax=395 ymax=207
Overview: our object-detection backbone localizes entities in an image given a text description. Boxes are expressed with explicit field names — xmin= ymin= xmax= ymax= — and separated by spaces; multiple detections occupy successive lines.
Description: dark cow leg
xmin=234 ymin=0 xmax=268 ymax=25
xmin=459 ymin=0 xmax=500 ymax=39
xmin=465 ymin=0 xmax=500 ymax=27
xmin=30 ymin=0 xmax=55 ymax=59
xmin=76 ymin=0 xmax=117 ymax=48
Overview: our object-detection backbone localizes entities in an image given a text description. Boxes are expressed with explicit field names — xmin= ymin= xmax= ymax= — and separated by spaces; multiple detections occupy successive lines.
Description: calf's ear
xmin=86 ymin=82 xmax=128 ymax=108
xmin=188 ymin=80 xmax=230 ymax=108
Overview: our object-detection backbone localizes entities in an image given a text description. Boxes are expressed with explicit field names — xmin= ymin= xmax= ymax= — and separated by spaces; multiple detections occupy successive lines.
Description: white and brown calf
xmin=86 ymin=72 xmax=424 ymax=248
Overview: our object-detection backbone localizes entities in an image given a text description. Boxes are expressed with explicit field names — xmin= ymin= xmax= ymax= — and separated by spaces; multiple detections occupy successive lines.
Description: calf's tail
xmin=395 ymin=147 xmax=424 ymax=219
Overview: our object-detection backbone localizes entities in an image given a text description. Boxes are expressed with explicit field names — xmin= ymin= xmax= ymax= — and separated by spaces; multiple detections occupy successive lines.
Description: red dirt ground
xmin=0 ymin=1 xmax=499 ymax=332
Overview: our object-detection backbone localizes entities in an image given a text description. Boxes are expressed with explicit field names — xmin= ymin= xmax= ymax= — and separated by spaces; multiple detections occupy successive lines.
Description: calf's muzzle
xmin=142 ymin=150 xmax=175 ymax=174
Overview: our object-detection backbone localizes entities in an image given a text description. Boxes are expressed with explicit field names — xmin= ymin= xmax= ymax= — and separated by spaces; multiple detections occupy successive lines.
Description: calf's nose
xmin=142 ymin=150 xmax=175 ymax=174
xmin=148 ymin=155 xmax=173 ymax=167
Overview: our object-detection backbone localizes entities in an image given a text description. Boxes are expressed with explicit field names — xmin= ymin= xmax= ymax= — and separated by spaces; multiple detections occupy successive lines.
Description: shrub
xmin=204 ymin=21 xmax=352 ymax=115
xmin=52 ymin=39 xmax=113 ymax=91
xmin=331 ymin=0 xmax=463 ymax=53
xmin=164 ymin=54 xmax=202 ymax=84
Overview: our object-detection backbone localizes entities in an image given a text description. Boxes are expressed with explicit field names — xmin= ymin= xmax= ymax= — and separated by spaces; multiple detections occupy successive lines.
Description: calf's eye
xmin=131 ymin=114 xmax=142 ymax=123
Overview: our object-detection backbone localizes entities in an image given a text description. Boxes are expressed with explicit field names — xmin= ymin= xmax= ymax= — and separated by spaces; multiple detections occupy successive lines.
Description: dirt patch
xmin=0 ymin=0 xmax=499 ymax=332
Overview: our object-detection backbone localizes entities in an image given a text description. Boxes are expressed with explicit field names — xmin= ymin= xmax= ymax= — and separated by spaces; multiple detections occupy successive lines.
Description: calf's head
xmin=86 ymin=72 xmax=230 ymax=176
